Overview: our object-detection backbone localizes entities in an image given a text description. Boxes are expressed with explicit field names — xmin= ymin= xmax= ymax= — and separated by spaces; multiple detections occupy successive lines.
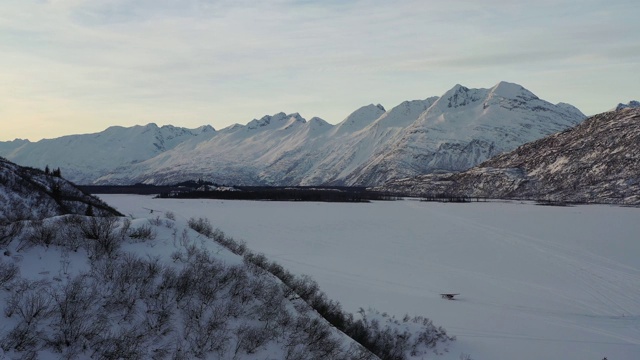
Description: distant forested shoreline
xmin=80 ymin=183 xmax=400 ymax=202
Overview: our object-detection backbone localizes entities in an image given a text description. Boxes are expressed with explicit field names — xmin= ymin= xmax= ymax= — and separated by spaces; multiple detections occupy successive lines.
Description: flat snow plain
xmin=101 ymin=195 xmax=640 ymax=360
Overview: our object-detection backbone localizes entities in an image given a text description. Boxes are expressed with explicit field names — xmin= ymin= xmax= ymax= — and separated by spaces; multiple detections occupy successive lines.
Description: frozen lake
xmin=100 ymin=195 xmax=640 ymax=360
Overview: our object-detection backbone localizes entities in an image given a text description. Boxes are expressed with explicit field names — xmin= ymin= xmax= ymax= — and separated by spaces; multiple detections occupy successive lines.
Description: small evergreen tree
xmin=51 ymin=183 xmax=62 ymax=202
xmin=85 ymin=204 xmax=94 ymax=217
xmin=45 ymin=165 xmax=50 ymax=175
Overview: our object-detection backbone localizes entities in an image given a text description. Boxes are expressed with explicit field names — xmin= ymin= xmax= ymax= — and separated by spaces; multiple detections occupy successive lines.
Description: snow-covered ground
xmin=101 ymin=195 xmax=640 ymax=360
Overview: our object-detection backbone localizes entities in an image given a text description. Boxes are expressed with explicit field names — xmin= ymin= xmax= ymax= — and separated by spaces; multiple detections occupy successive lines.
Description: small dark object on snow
xmin=440 ymin=293 xmax=459 ymax=300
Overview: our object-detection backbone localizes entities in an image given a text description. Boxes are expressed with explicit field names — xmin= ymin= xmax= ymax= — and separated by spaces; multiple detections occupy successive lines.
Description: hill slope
xmin=0 ymin=157 xmax=121 ymax=221
xmin=378 ymin=108 xmax=640 ymax=204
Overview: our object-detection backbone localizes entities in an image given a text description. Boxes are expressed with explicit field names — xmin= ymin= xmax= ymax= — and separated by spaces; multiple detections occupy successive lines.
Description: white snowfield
xmin=101 ymin=195 xmax=640 ymax=360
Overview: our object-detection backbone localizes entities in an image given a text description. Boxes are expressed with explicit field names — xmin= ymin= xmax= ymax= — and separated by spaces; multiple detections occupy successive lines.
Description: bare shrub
xmin=181 ymin=299 xmax=230 ymax=358
xmin=149 ymin=215 xmax=163 ymax=226
xmin=284 ymin=315 xmax=342 ymax=360
xmin=28 ymin=219 xmax=58 ymax=248
xmin=94 ymin=253 xmax=163 ymax=322
xmin=128 ymin=223 xmax=157 ymax=241
xmin=4 ymin=280 xmax=53 ymax=325
xmin=49 ymin=275 xmax=105 ymax=352
xmin=0 ymin=323 xmax=40 ymax=353
xmin=1 ymin=280 xmax=52 ymax=354
xmin=92 ymin=326 xmax=149 ymax=360
xmin=0 ymin=221 xmax=24 ymax=247
xmin=141 ymin=288 xmax=174 ymax=338
xmin=10 ymin=291 xmax=53 ymax=326
xmin=233 ymin=324 xmax=270 ymax=356
xmin=164 ymin=211 xmax=176 ymax=221
xmin=187 ymin=217 xmax=213 ymax=238
xmin=58 ymin=215 xmax=86 ymax=251
xmin=0 ymin=260 xmax=19 ymax=287
xmin=80 ymin=216 xmax=123 ymax=258
xmin=210 ymin=228 xmax=246 ymax=255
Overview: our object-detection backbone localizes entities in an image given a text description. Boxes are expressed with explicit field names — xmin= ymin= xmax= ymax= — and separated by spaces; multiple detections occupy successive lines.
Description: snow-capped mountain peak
xmin=332 ymin=103 xmax=387 ymax=135
xmin=438 ymin=84 xmax=481 ymax=109
xmin=246 ymin=112 xmax=306 ymax=131
xmin=488 ymin=81 xmax=538 ymax=100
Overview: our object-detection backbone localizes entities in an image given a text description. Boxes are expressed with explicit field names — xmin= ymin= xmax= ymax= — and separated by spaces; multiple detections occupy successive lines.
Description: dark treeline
xmin=80 ymin=179 xmax=219 ymax=195
xmin=159 ymin=186 xmax=400 ymax=202
xmin=419 ymin=193 xmax=485 ymax=203
xmin=80 ymin=184 xmax=195 ymax=195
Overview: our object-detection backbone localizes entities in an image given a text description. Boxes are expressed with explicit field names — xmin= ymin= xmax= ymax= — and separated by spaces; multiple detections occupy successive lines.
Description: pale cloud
xmin=1 ymin=0 xmax=638 ymax=140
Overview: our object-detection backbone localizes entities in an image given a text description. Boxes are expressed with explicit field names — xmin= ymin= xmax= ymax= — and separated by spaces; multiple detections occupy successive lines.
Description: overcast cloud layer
xmin=1 ymin=0 xmax=638 ymax=141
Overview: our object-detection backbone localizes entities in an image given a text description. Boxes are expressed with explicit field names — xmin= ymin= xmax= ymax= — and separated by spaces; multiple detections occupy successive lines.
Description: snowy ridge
xmin=0 ymin=157 xmax=120 ymax=221
xmin=0 ymin=82 xmax=585 ymax=186
xmin=377 ymin=107 xmax=640 ymax=205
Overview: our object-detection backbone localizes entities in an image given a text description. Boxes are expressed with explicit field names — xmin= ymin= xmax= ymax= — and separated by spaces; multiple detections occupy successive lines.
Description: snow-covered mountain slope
xmin=0 ymin=124 xmax=215 ymax=184
xmin=0 ymin=82 xmax=585 ymax=186
xmin=0 ymin=157 xmax=120 ymax=221
xmin=342 ymin=82 xmax=585 ymax=185
xmin=377 ymin=108 xmax=640 ymax=205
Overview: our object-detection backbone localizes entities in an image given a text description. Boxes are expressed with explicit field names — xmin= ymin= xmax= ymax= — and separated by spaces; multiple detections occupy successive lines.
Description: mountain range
xmin=0 ymin=81 xmax=585 ymax=186
xmin=376 ymin=107 xmax=640 ymax=205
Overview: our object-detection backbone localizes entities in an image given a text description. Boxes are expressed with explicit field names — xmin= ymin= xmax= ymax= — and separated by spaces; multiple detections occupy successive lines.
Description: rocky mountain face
xmin=614 ymin=100 xmax=640 ymax=111
xmin=377 ymin=108 xmax=640 ymax=205
xmin=0 ymin=82 xmax=585 ymax=186
xmin=0 ymin=157 xmax=121 ymax=221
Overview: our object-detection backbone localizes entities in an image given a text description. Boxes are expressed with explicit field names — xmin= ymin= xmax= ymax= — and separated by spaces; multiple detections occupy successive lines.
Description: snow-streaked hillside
xmin=0 ymin=157 xmax=120 ymax=221
xmin=378 ymin=107 xmax=640 ymax=204
xmin=0 ymin=82 xmax=585 ymax=186
xmin=101 ymin=195 xmax=640 ymax=360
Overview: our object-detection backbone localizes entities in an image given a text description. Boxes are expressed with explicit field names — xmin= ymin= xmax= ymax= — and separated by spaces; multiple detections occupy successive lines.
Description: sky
xmin=1 ymin=0 xmax=638 ymax=141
